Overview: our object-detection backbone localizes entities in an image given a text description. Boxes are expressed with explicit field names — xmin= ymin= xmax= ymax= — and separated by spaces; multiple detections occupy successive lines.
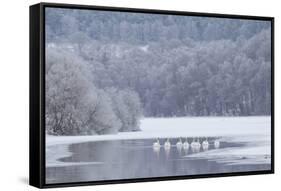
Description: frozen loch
xmin=46 ymin=116 xmax=271 ymax=184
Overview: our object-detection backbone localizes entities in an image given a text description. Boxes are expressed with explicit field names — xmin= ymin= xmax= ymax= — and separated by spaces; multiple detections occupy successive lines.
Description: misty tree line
xmin=45 ymin=8 xmax=271 ymax=135
xmin=46 ymin=8 xmax=269 ymax=44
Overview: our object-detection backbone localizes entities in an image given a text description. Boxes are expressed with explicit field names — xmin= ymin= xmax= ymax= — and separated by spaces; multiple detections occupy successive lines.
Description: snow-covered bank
xmin=185 ymin=139 xmax=271 ymax=165
xmin=47 ymin=116 xmax=270 ymax=147
xmin=184 ymin=131 xmax=271 ymax=164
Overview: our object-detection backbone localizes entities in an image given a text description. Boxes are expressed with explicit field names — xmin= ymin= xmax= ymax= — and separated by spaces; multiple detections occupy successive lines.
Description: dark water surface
xmin=46 ymin=138 xmax=270 ymax=184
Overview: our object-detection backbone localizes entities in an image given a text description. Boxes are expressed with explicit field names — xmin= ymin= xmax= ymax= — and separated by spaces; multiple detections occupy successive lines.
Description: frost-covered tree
xmin=106 ymin=88 xmax=142 ymax=132
xmin=45 ymin=8 xmax=271 ymax=118
xmin=46 ymin=48 xmax=121 ymax=135
xmin=82 ymin=89 xmax=121 ymax=135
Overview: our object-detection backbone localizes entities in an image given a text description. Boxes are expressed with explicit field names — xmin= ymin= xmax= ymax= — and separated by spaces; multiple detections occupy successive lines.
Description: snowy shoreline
xmin=185 ymin=134 xmax=271 ymax=165
xmin=46 ymin=116 xmax=271 ymax=167
xmin=47 ymin=116 xmax=270 ymax=146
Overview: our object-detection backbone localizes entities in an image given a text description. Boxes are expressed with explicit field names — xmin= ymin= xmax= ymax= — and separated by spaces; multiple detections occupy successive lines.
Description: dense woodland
xmin=45 ymin=8 xmax=271 ymax=135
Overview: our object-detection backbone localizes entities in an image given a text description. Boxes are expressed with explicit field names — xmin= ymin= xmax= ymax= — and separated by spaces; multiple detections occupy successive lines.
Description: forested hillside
xmin=45 ymin=8 xmax=271 ymax=135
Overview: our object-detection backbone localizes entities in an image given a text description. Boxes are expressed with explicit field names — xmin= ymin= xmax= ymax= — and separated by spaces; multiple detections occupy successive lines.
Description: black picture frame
xmin=30 ymin=2 xmax=275 ymax=189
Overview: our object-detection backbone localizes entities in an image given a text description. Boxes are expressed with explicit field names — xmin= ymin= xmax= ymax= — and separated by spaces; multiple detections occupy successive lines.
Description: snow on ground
xmin=186 ymin=144 xmax=271 ymax=165
xmin=185 ymin=133 xmax=271 ymax=165
xmin=47 ymin=116 xmax=270 ymax=146
xmin=140 ymin=116 xmax=270 ymax=138
xmin=46 ymin=116 xmax=271 ymax=167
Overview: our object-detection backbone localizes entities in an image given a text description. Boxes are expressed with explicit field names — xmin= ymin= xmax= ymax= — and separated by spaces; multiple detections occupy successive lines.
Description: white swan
xmin=191 ymin=138 xmax=198 ymax=152
xmin=183 ymin=138 xmax=189 ymax=150
xmin=214 ymin=139 xmax=220 ymax=149
xmin=202 ymin=137 xmax=209 ymax=151
xmin=191 ymin=138 xmax=197 ymax=148
xmin=153 ymin=138 xmax=161 ymax=149
xmin=196 ymin=137 xmax=201 ymax=149
xmin=176 ymin=138 xmax=183 ymax=149
xmin=164 ymin=138 xmax=171 ymax=150
xmin=153 ymin=138 xmax=161 ymax=157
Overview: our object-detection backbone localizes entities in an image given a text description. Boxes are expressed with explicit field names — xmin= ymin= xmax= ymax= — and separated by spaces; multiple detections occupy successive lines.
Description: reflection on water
xmin=46 ymin=138 xmax=270 ymax=184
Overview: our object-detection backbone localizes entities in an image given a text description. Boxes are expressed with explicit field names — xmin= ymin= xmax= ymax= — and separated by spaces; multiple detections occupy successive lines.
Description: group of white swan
xmin=153 ymin=137 xmax=220 ymax=152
